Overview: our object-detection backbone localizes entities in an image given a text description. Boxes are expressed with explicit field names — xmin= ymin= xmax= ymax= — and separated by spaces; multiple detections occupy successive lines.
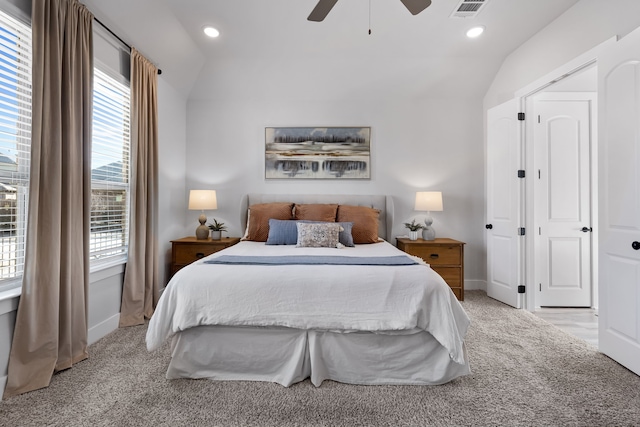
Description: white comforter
xmin=146 ymin=240 xmax=470 ymax=365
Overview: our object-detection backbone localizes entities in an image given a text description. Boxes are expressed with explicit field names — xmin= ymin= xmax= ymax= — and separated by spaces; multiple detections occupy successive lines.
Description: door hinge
xmin=517 ymin=112 xmax=525 ymax=121
xmin=518 ymin=285 xmax=526 ymax=294
xmin=517 ymin=170 xmax=525 ymax=178
xmin=518 ymin=227 xmax=526 ymax=236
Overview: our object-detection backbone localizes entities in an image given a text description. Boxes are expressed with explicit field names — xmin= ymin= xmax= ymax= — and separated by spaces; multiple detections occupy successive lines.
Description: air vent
xmin=450 ymin=0 xmax=489 ymax=18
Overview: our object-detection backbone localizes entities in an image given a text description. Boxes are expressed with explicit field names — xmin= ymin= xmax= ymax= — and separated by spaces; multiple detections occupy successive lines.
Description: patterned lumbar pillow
xmin=296 ymin=222 xmax=344 ymax=248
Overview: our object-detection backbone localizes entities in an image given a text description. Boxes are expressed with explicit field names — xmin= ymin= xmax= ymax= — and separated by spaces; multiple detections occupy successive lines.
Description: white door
xmin=598 ymin=26 xmax=640 ymax=376
xmin=486 ymin=99 xmax=521 ymax=308
xmin=534 ymin=94 xmax=594 ymax=307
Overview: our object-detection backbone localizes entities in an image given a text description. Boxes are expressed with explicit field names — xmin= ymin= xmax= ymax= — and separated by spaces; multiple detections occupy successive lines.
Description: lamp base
xmin=422 ymin=227 xmax=436 ymax=240
xmin=196 ymin=224 xmax=210 ymax=240
xmin=196 ymin=212 xmax=209 ymax=240
xmin=423 ymin=215 xmax=436 ymax=240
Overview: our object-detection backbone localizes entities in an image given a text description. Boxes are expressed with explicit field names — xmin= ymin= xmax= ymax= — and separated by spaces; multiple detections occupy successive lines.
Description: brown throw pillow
xmin=336 ymin=205 xmax=380 ymax=244
xmin=294 ymin=204 xmax=338 ymax=222
xmin=245 ymin=202 xmax=294 ymax=242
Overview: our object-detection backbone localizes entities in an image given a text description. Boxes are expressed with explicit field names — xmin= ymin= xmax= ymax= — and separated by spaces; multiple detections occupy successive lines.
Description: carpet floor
xmin=1 ymin=291 xmax=639 ymax=427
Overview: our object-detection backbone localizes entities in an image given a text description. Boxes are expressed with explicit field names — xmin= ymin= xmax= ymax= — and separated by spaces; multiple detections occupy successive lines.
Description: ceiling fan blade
xmin=308 ymin=0 xmax=339 ymax=22
xmin=400 ymin=0 xmax=432 ymax=15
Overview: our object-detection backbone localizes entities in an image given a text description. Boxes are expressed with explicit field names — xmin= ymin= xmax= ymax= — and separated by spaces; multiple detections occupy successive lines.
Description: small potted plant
xmin=404 ymin=219 xmax=424 ymax=241
xmin=208 ymin=218 xmax=228 ymax=241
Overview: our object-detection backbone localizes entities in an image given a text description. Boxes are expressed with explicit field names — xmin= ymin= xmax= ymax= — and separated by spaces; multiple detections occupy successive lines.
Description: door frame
xmin=514 ymin=36 xmax=616 ymax=312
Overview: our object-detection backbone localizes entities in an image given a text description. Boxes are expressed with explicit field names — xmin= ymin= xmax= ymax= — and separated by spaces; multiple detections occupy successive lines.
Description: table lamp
xmin=415 ymin=191 xmax=443 ymax=240
xmin=188 ymin=190 xmax=218 ymax=240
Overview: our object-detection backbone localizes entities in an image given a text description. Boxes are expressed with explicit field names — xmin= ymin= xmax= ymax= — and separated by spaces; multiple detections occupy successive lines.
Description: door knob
xmin=633 ymin=241 xmax=640 ymax=250
xmin=485 ymin=224 xmax=493 ymax=230
xmin=581 ymin=227 xmax=592 ymax=232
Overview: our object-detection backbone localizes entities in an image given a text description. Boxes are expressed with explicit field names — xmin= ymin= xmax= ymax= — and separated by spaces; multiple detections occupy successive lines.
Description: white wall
xmin=485 ymin=0 xmax=640 ymax=109
xmin=158 ymin=77 xmax=189 ymax=286
xmin=185 ymin=57 xmax=486 ymax=288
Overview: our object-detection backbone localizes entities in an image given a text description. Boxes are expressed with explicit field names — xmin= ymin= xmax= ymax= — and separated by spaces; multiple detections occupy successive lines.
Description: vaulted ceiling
xmin=82 ymin=0 xmax=580 ymax=98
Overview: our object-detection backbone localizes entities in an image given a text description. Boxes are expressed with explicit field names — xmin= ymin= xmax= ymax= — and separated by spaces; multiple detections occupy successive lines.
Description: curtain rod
xmin=94 ymin=17 xmax=162 ymax=75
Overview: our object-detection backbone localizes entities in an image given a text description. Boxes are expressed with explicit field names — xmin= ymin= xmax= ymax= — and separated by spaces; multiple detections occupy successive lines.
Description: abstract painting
xmin=265 ymin=127 xmax=371 ymax=179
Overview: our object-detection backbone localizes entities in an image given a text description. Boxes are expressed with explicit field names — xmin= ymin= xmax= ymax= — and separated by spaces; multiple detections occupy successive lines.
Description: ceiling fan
xmin=308 ymin=0 xmax=432 ymax=22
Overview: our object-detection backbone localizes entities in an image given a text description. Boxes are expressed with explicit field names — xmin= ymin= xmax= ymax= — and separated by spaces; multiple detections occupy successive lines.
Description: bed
xmin=146 ymin=194 xmax=470 ymax=386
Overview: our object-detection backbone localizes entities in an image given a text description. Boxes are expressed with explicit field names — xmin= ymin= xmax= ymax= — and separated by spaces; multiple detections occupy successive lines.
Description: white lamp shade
xmin=188 ymin=190 xmax=218 ymax=210
xmin=415 ymin=191 xmax=443 ymax=212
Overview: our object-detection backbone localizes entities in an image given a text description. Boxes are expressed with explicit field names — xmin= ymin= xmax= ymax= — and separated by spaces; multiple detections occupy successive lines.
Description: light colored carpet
xmin=1 ymin=291 xmax=639 ymax=427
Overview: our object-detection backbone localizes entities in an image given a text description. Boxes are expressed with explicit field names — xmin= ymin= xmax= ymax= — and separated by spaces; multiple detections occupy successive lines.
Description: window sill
xmin=90 ymin=255 xmax=127 ymax=274
xmin=0 ymin=285 xmax=21 ymax=305
xmin=0 ymin=283 xmax=20 ymax=315
xmin=0 ymin=255 xmax=128 ymax=305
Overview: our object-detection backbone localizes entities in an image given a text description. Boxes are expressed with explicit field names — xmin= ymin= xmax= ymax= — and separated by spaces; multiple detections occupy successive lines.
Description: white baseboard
xmin=465 ymin=279 xmax=487 ymax=292
xmin=88 ymin=313 xmax=120 ymax=346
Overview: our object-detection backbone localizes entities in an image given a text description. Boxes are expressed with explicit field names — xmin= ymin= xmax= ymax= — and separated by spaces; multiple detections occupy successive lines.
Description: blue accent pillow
xmin=335 ymin=221 xmax=355 ymax=247
xmin=265 ymin=219 xmax=299 ymax=245
xmin=266 ymin=219 xmax=355 ymax=247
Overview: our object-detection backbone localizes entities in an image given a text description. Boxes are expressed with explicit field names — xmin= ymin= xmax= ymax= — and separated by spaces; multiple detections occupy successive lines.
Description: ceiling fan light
xmin=203 ymin=26 xmax=220 ymax=38
xmin=466 ymin=26 xmax=485 ymax=38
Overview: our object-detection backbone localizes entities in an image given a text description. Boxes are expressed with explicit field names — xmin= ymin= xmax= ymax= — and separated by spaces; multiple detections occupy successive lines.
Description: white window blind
xmin=90 ymin=67 xmax=130 ymax=260
xmin=0 ymin=8 xmax=30 ymax=285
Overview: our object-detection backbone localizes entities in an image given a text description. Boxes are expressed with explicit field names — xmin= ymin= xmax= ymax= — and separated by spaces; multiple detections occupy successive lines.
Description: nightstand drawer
xmin=432 ymin=266 xmax=462 ymax=287
xmin=407 ymin=245 xmax=460 ymax=265
xmin=175 ymin=244 xmax=219 ymax=264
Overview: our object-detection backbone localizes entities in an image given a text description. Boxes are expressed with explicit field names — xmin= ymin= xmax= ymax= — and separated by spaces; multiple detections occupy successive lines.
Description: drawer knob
xmin=430 ymin=254 xmax=439 ymax=259
xmin=195 ymin=252 xmax=205 ymax=259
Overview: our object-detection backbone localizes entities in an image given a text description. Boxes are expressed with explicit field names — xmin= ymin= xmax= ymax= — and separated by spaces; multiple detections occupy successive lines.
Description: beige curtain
xmin=3 ymin=0 xmax=93 ymax=398
xmin=119 ymin=49 xmax=159 ymax=327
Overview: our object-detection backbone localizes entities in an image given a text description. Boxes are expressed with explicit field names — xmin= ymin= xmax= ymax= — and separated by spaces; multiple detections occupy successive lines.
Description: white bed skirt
xmin=167 ymin=325 xmax=470 ymax=387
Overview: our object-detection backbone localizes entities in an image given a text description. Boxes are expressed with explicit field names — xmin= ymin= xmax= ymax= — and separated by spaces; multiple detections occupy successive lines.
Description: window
xmin=0 ymin=9 xmax=30 ymax=286
xmin=90 ymin=67 xmax=130 ymax=261
xmin=0 ymin=8 xmax=131 ymax=288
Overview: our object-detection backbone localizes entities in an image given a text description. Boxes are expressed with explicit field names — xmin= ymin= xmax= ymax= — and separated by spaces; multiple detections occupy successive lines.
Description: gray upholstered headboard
xmin=240 ymin=194 xmax=394 ymax=242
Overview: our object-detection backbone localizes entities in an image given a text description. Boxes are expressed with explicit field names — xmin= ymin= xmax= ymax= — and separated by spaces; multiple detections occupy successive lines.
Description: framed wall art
xmin=265 ymin=127 xmax=371 ymax=179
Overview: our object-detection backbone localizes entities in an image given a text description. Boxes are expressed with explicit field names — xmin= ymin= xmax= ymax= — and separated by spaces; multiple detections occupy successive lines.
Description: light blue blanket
xmin=204 ymin=255 xmax=419 ymax=266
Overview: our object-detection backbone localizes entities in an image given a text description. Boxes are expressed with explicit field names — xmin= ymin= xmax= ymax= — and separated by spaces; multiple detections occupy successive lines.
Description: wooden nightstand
xmin=170 ymin=236 xmax=240 ymax=277
xmin=396 ymin=237 xmax=465 ymax=301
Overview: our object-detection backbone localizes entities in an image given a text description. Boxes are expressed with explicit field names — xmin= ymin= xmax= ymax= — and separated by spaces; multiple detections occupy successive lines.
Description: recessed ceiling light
xmin=466 ymin=26 xmax=485 ymax=38
xmin=203 ymin=26 xmax=220 ymax=38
